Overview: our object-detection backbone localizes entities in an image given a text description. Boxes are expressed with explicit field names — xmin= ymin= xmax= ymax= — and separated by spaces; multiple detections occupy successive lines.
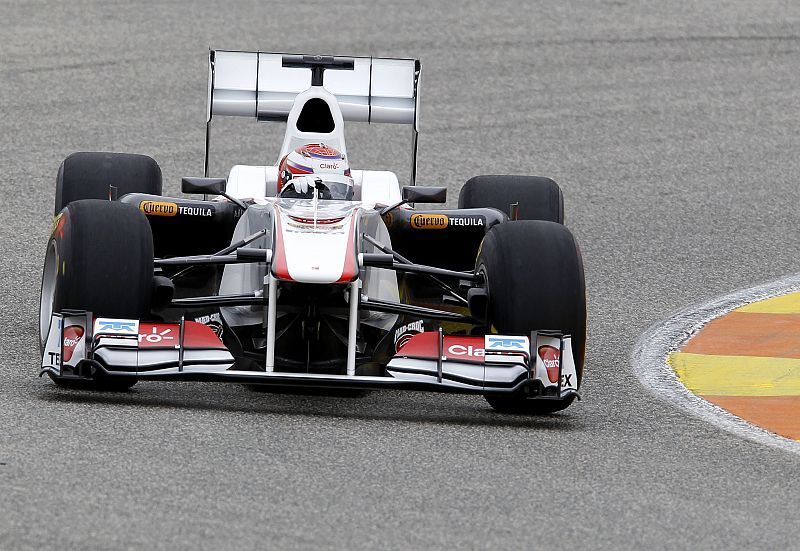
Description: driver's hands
xmin=292 ymin=176 xmax=310 ymax=195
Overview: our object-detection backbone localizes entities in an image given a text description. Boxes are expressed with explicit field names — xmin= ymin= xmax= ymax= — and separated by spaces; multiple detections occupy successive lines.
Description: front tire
xmin=477 ymin=220 xmax=586 ymax=414
xmin=40 ymin=200 xmax=154 ymax=390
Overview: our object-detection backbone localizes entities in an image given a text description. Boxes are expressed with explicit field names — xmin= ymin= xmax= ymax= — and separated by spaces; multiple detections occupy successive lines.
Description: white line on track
xmin=631 ymin=273 xmax=800 ymax=455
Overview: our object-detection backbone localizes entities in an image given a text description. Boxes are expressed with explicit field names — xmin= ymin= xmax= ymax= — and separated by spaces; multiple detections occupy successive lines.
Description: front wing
xmin=41 ymin=313 xmax=579 ymax=399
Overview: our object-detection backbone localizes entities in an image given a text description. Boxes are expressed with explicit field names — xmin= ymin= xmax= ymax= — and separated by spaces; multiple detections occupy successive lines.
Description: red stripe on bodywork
xmin=272 ymin=205 xmax=293 ymax=281
xmin=288 ymin=215 xmax=345 ymax=225
xmin=335 ymin=210 xmax=360 ymax=283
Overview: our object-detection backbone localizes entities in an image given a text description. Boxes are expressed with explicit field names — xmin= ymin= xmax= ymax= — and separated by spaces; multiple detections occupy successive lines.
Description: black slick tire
xmin=459 ymin=175 xmax=564 ymax=223
xmin=55 ymin=152 xmax=162 ymax=214
xmin=477 ymin=220 xmax=586 ymax=413
xmin=39 ymin=200 xmax=154 ymax=390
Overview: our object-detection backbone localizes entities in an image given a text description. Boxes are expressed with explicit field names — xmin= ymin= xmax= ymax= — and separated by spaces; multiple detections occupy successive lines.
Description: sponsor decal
xmin=94 ymin=318 xmax=139 ymax=335
xmin=194 ymin=313 xmax=219 ymax=324
xmin=394 ymin=320 xmax=424 ymax=351
xmin=410 ymin=213 xmax=449 ymax=230
xmin=448 ymin=344 xmax=485 ymax=357
xmin=194 ymin=313 xmax=224 ymax=338
xmin=135 ymin=322 xmax=226 ymax=349
xmin=139 ymin=202 xmax=213 ymax=218
xmin=486 ymin=336 xmax=527 ymax=350
xmin=43 ymin=317 xmax=63 ymax=370
xmin=449 ymin=216 xmax=484 ymax=227
xmin=138 ymin=326 xmax=175 ymax=345
xmin=538 ymin=345 xmax=561 ymax=384
xmin=394 ymin=332 xmax=480 ymax=361
xmin=178 ymin=206 xmax=213 ymax=217
xmin=140 ymin=201 xmax=178 ymax=217
xmin=484 ymin=335 xmax=530 ymax=364
xmin=62 ymin=325 xmax=84 ymax=362
xmin=207 ymin=321 xmax=223 ymax=338
xmin=319 ymin=162 xmax=340 ymax=170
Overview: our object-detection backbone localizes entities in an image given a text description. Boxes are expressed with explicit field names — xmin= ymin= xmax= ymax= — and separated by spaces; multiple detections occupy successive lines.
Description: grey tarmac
xmin=1 ymin=1 xmax=799 ymax=549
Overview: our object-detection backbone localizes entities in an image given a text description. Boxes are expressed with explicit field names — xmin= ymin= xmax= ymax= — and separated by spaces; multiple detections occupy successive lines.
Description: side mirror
xmin=182 ymin=177 xmax=226 ymax=195
xmin=402 ymin=186 xmax=447 ymax=204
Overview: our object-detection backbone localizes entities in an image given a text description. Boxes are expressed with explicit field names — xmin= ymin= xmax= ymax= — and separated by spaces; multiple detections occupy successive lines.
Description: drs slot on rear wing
xmin=205 ymin=50 xmax=422 ymax=181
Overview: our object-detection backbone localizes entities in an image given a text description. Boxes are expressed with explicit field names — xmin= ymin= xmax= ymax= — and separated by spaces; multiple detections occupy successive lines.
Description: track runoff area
xmin=633 ymin=274 xmax=800 ymax=455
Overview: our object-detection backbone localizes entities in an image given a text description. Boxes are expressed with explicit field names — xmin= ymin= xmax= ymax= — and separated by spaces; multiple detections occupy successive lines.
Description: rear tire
xmin=477 ymin=221 xmax=586 ymax=414
xmin=459 ymin=175 xmax=564 ymax=223
xmin=40 ymin=200 xmax=154 ymax=390
xmin=55 ymin=152 xmax=162 ymax=214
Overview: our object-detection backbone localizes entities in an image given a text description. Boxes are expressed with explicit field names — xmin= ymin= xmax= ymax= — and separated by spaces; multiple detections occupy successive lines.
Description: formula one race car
xmin=39 ymin=51 xmax=586 ymax=413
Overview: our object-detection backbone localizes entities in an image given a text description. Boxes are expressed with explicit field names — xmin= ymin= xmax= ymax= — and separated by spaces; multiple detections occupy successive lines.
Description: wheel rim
xmin=39 ymin=241 xmax=58 ymax=350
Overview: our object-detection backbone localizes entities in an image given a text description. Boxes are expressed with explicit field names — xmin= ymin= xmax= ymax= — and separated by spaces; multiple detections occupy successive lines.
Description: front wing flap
xmin=41 ymin=314 xmax=577 ymax=398
xmin=40 ymin=313 xmax=235 ymax=379
xmin=386 ymin=331 xmax=580 ymax=399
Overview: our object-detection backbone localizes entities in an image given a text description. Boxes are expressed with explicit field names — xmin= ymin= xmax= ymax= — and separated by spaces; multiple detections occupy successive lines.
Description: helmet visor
xmin=318 ymin=174 xmax=354 ymax=200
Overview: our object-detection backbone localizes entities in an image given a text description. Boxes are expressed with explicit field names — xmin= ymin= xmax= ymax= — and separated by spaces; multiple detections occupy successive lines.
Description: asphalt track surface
xmin=2 ymin=1 xmax=800 ymax=549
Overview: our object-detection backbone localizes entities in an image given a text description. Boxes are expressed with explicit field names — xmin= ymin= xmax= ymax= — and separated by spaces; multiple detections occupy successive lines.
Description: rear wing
xmin=208 ymin=50 xmax=420 ymax=126
xmin=204 ymin=50 xmax=422 ymax=181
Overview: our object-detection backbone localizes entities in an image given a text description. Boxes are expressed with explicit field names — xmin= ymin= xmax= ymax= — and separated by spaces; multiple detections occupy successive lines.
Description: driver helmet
xmin=278 ymin=143 xmax=354 ymax=200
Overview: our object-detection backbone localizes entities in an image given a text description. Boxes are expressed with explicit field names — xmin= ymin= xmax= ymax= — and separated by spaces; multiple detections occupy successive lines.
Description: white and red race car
xmin=39 ymin=51 xmax=586 ymax=413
